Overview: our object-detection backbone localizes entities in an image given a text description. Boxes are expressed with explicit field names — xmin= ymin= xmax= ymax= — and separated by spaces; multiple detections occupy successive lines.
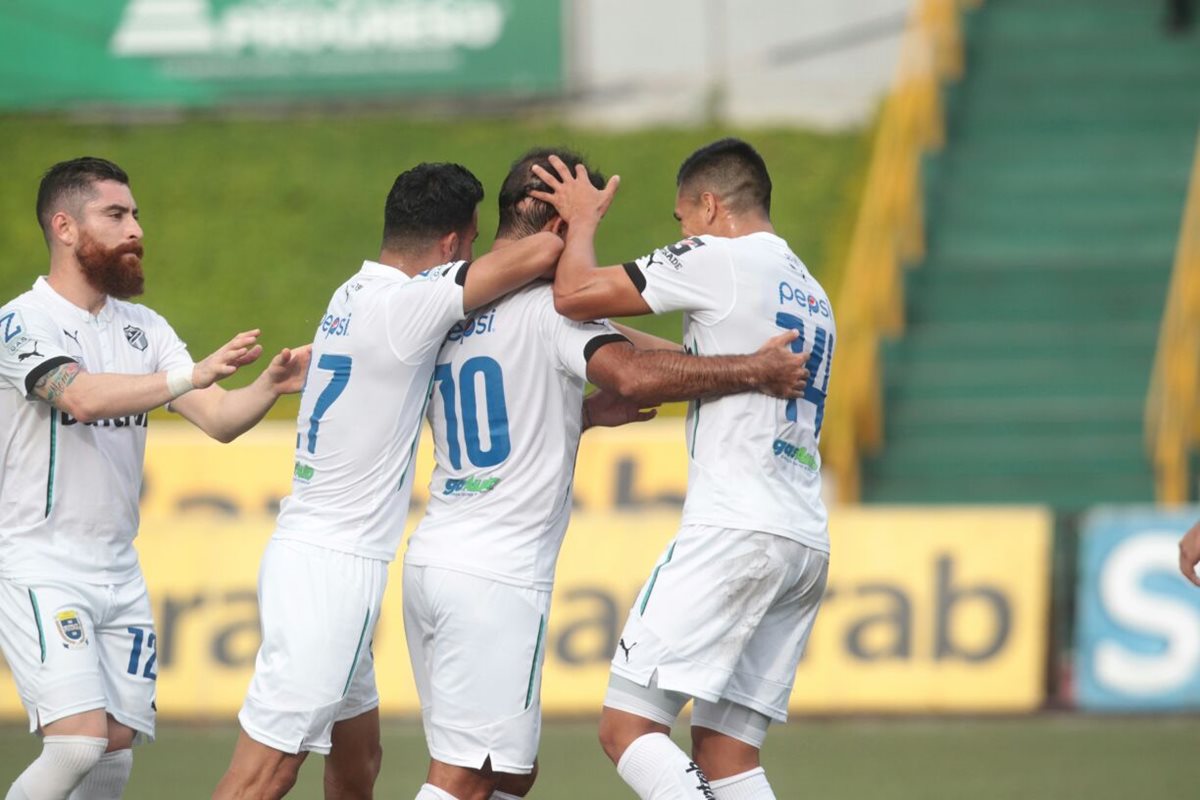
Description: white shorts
xmin=610 ymin=525 xmax=828 ymax=722
xmin=402 ymin=563 xmax=550 ymax=774
xmin=239 ymin=538 xmax=387 ymax=755
xmin=0 ymin=572 xmax=156 ymax=741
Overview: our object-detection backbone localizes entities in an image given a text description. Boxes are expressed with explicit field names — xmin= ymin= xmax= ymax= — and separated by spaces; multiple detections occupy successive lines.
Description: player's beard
xmin=77 ymin=231 xmax=145 ymax=299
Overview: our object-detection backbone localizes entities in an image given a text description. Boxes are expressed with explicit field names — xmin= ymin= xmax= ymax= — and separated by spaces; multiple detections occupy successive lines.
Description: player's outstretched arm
xmin=171 ymin=342 xmax=312 ymax=443
xmin=461 ymin=231 xmax=564 ymax=313
xmin=1179 ymin=521 xmax=1200 ymax=587
xmin=32 ymin=329 xmax=266 ymax=424
xmin=529 ymin=156 xmax=651 ymax=322
xmin=585 ymin=330 xmax=809 ymax=406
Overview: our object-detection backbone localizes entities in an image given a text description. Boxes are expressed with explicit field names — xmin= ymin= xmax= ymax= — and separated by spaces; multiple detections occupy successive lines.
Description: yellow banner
xmin=139 ymin=420 xmax=702 ymax=518
xmin=0 ymin=507 xmax=1050 ymax=719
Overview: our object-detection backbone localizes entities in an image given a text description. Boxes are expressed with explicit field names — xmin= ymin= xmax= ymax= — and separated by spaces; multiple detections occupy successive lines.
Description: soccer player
xmin=0 ymin=156 xmax=310 ymax=800
xmin=401 ymin=148 xmax=811 ymax=800
xmin=531 ymin=139 xmax=834 ymax=800
xmin=213 ymin=162 xmax=566 ymax=800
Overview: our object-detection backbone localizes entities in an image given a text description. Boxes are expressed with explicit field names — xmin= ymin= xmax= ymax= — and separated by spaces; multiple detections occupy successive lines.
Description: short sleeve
xmin=385 ymin=261 xmax=469 ymax=364
xmin=0 ymin=302 xmax=77 ymax=398
xmin=536 ymin=299 xmax=627 ymax=381
xmin=145 ymin=311 xmax=193 ymax=372
xmin=622 ymin=236 xmax=735 ymax=322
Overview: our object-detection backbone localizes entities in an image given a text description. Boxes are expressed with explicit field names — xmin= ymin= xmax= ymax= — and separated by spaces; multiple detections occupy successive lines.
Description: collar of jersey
xmin=359 ymin=260 xmax=410 ymax=281
xmin=33 ymin=276 xmax=116 ymax=324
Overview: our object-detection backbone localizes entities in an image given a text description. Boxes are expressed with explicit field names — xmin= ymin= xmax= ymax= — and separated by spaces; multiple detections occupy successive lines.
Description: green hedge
xmin=0 ymin=114 xmax=866 ymax=418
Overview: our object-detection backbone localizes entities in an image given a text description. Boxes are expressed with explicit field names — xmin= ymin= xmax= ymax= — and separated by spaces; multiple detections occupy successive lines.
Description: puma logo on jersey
xmin=63 ymin=329 xmax=81 ymax=347
xmin=16 ymin=342 xmax=41 ymax=361
xmin=617 ymin=638 xmax=637 ymax=662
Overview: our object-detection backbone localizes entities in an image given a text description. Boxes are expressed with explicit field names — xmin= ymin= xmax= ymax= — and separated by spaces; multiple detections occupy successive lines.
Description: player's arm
xmin=460 ymin=232 xmax=564 ymax=313
xmin=31 ymin=329 xmax=267 ymax=424
xmin=585 ymin=330 xmax=809 ymax=406
xmin=528 ymin=157 xmax=651 ymax=321
xmin=1180 ymin=521 xmax=1200 ymax=587
xmin=170 ymin=343 xmax=311 ymax=443
xmin=610 ymin=321 xmax=682 ymax=352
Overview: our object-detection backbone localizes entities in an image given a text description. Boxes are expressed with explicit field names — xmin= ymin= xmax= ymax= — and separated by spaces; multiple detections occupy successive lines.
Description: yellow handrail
xmin=821 ymin=0 xmax=974 ymax=503
xmin=1146 ymin=132 xmax=1200 ymax=504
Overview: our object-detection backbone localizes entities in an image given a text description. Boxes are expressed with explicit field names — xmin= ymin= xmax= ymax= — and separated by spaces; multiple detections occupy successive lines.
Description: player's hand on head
xmin=529 ymin=155 xmax=621 ymax=225
xmin=193 ymin=329 xmax=262 ymax=389
xmin=755 ymin=329 xmax=810 ymax=399
xmin=265 ymin=343 xmax=313 ymax=395
xmin=583 ymin=389 xmax=658 ymax=430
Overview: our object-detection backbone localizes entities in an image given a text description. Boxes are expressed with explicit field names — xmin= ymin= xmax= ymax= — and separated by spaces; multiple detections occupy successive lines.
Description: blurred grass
xmin=1 ymin=716 xmax=1195 ymax=798
xmin=0 ymin=113 xmax=867 ymax=419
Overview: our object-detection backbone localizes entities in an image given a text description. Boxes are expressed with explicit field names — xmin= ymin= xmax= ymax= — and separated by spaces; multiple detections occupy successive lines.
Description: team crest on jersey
xmin=124 ymin=325 xmax=149 ymax=351
xmin=55 ymin=610 xmax=88 ymax=648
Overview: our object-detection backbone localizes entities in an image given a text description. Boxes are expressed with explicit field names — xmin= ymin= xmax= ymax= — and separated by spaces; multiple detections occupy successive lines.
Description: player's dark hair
xmin=496 ymin=147 xmax=605 ymax=239
xmin=676 ymin=138 xmax=772 ymax=216
xmin=36 ymin=157 xmax=130 ymax=235
xmin=382 ymin=162 xmax=484 ymax=251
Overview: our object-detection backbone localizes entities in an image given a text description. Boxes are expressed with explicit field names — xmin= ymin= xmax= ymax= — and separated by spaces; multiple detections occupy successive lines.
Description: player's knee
xmin=9 ymin=735 xmax=109 ymax=798
xmin=497 ymin=762 xmax=538 ymax=797
xmin=597 ymin=714 xmax=627 ymax=764
xmin=267 ymin=763 xmax=303 ymax=799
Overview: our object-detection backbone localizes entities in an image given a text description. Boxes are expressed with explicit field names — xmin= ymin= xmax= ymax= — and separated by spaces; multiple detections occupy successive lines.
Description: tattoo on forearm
xmin=34 ymin=363 xmax=81 ymax=405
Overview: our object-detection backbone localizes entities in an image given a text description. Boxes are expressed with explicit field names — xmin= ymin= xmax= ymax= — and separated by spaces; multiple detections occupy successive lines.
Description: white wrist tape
xmin=166 ymin=365 xmax=195 ymax=399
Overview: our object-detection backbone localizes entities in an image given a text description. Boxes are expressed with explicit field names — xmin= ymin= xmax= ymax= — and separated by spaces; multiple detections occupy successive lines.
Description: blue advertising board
xmin=1076 ymin=507 xmax=1200 ymax=710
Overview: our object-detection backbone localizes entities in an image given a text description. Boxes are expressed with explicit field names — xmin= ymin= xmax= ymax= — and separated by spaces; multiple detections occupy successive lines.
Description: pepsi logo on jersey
xmin=320 ymin=313 xmax=352 ymax=338
xmin=446 ymin=308 xmax=496 ymax=343
xmin=777 ymin=280 xmax=831 ymax=318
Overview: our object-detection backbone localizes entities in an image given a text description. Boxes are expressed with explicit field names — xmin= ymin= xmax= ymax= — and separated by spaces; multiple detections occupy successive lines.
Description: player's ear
xmin=546 ymin=215 xmax=566 ymax=238
xmin=440 ymin=230 xmax=460 ymax=262
xmin=50 ymin=211 xmax=76 ymax=248
xmin=701 ymin=192 xmax=718 ymax=225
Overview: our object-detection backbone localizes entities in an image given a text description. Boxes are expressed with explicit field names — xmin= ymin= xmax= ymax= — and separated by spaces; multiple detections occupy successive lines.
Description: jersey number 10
xmin=433 ymin=356 xmax=511 ymax=470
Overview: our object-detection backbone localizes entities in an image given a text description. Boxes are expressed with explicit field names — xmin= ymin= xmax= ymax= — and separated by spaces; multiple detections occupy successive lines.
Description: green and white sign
xmin=0 ymin=0 xmax=562 ymax=110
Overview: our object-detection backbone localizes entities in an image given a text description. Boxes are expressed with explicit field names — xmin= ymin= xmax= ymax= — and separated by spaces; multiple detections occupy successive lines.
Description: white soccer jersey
xmin=623 ymin=232 xmax=835 ymax=553
xmin=0 ymin=277 xmax=192 ymax=583
xmin=274 ymin=260 xmax=469 ymax=561
xmin=404 ymin=283 xmax=625 ymax=590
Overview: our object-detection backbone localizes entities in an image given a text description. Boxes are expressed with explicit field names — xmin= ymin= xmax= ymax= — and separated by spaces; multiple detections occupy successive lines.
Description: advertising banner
xmin=1076 ymin=506 xmax=1200 ymax=711
xmin=0 ymin=0 xmax=562 ymax=111
xmin=0 ymin=506 xmax=1051 ymax=719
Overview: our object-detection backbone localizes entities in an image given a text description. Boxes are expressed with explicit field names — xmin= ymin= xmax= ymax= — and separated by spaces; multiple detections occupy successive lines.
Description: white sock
xmin=6 ymin=736 xmax=107 ymax=800
xmin=710 ymin=767 xmax=774 ymax=800
xmin=67 ymin=750 xmax=133 ymax=800
xmin=415 ymin=784 xmax=458 ymax=800
xmin=616 ymin=732 xmax=714 ymax=799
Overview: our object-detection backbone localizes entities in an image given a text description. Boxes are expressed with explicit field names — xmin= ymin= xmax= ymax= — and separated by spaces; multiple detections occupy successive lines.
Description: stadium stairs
xmin=861 ymin=0 xmax=1200 ymax=510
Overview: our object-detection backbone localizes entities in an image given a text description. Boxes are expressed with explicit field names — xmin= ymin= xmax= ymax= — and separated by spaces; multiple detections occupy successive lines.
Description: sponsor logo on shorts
xmin=443 ymin=475 xmax=501 ymax=496
xmin=124 ymin=324 xmax=149 ymax=351
xmin=617 ymin=638 xmax=637 ymax=663
xmin=55 ymin=610 xmax=88 ymax=649
xmin=294 ymin=461 xmax=315 ymax=482
xmin=772 ymin=438 xmax=819 ymax=470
